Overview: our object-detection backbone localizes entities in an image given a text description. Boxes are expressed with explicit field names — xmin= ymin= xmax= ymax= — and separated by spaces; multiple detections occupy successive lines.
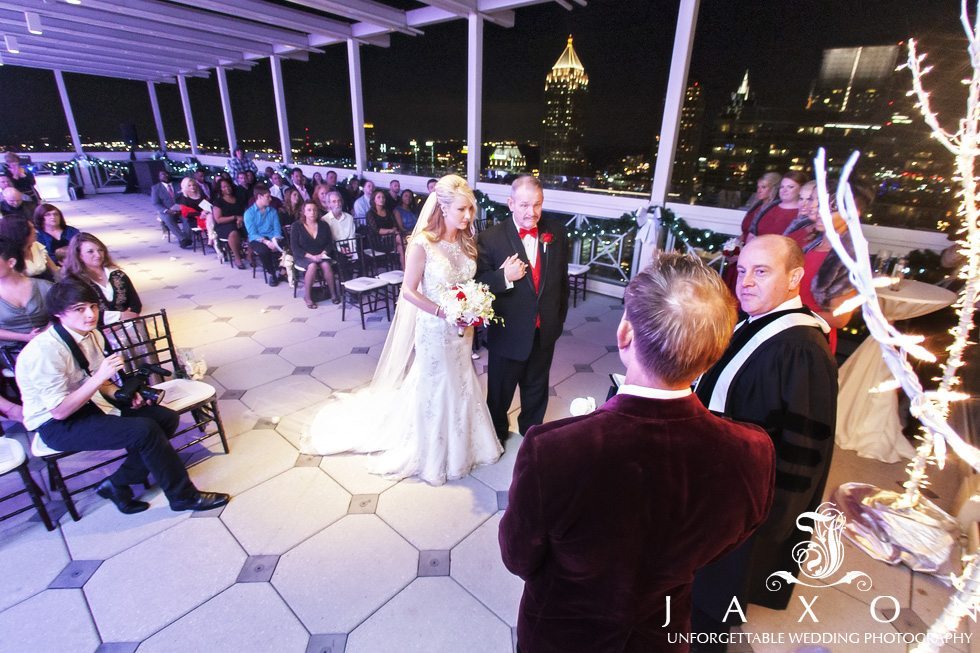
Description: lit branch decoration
xmin=816 ymin=2 xmax=980 ymax=649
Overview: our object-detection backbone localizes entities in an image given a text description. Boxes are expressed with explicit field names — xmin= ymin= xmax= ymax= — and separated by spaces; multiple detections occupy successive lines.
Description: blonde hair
xmin=624 ymin=252 xmax=737 ymax=384
xmin=420 ymin=174 xmax=478 ymax=260
xmin=179 ymin=176 xmax=200 ymax=198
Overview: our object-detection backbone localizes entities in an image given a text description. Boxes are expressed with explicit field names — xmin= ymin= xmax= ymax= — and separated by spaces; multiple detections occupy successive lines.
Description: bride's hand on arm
xmin=400 ymin=242 xmax=442 ymax=317
xmin=501 ymin=254 xmax=526 ymax=282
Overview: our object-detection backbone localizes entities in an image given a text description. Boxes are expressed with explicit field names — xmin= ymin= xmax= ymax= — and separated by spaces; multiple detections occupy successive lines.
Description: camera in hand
xmin=114 ymin=364 xmax=172 ymax=406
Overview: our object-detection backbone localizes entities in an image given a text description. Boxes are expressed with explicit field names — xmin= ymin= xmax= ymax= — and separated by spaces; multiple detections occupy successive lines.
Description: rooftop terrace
xmin=0 ymin=193 xmax=974 ymax=652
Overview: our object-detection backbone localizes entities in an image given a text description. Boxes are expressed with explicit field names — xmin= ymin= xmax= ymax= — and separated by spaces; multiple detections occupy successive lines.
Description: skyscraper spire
xmin=542 ymin=36 xmax=589 ymax=177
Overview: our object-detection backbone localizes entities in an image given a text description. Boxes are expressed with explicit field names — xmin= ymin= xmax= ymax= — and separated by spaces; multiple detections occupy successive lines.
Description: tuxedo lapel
xmin=536 ymin=234 xmax=550 ymax=299
xmin=504 ymin=219 xmax=536 ymax=294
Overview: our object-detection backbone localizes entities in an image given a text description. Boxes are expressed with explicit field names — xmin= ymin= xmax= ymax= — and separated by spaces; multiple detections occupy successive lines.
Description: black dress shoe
xmin=169 ymin=491 xmax=230 ymax=512
xmin=97 ymin=479 xmax=150 ymax=514
xmin=268 ymin=276 xmax=279 ymax=287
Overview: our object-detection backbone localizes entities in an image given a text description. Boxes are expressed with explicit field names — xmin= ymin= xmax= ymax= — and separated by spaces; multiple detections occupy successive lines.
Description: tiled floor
xmin=0 ymin=193 xmax=975 ymax=652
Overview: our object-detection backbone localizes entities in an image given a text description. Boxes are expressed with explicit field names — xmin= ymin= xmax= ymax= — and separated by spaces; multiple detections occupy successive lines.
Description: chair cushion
xmin=31 ymin=432 xmax=61 ymax=457
xmin=153 ymin=379 xmax=217 ymax=412
xmin=343 ymin=277 xmax=389 ymax=292
xmin=377 ymin=271 xmax=404 ymax=285
xmin=568 ymin=264 xmax=590 ymax=276
xmin=0 ymin=436 xmax=26 ymax=473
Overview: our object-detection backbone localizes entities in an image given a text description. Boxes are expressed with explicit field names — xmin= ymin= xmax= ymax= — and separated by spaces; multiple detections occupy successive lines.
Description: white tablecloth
xmin=836 ymin=280 xmax=957 ymax=463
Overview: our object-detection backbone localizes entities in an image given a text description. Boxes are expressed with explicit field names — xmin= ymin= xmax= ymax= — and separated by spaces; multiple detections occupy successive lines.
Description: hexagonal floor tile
xmin=272 ymin=514 xmax=417 ymax=633
xmin=84 ymin=519 xmax=246 ymax=641
xmin=60 ymin=487 xmax=191 ymax=560
xmin=188 ymin=429 xmax=297 ymax=496
xmin=553 ymin=372 xmax=612 ymax=404
xmin=470 ymin=435 xmax=524 ymax=492
xmin=251 ymin=321 xmax=321 ymax=348
xmin=211 ymin=354 xmax=295 ymax=391
xmin=138 ymin=583 xmax=308 ymax=653
xmin=0 ymin=520 xmax=71 ymax=611
xmin=213 ymin=398 xmax=260 ymax=439
xmin=191 ymin=336 xmax=265 ymax=370
xmin=241 ymin=374 xmax=333 ymax=418
xmin=319 ymin=453 xmax=399 ymax=495
xmin=452 ymin=513 xmax=524 ymax=627
xmin=375 ymin=476 xmax=497 ymax=550
xmin=0 ymin=589 xmax=100 ymax=653
xmin=169 ymin=320 xmax=240 ymax=349
xmin=311 ymin=354 xmax=379 ymax=391
xmin=221 ymin=467 xmax=350 ymax=555
xmin=346 ymin=577 xmax=511 ymax=653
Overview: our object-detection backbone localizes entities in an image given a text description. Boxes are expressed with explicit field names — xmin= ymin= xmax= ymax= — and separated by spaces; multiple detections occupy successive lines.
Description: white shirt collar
xmin=617 ymin=383 xmax=692 ymax=399
xmin=513 ymin=216 xmax=538 ymax=237
xmin=746 ymin=295 xmax=803 ymax=322
xmin=61 ymin=324 xmax=93 ymax=343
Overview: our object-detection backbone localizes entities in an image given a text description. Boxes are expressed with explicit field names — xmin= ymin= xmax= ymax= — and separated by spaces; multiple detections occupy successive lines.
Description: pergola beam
xmin=11 ymin=40 xmax=239 ymax=73
xmin=147 ymin=81 xmax=168 ymax=152
xmin=3 ymin=53 xmax=201 ymax=79
xmin=53 ymin=70 xmax=84 ymax=157
xmin=283 ymin=0 xmax=413 ymax=34
xmin=3 ymin=60 xmax=171 ymax=82
xmin=166 ymin=0 xmax=352 ymax=41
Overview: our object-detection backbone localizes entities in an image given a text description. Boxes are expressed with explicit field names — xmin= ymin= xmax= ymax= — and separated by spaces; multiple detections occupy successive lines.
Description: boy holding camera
xmin=16 ymin=279 xmax=229 ymax=514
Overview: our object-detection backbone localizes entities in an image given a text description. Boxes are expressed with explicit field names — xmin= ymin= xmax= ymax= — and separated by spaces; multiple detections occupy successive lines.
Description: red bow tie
xmin=518 ymin=227 xmax=538 ymax=239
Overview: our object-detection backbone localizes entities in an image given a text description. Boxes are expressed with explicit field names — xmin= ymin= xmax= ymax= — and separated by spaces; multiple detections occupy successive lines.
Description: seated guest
xmin=395 ymin=189 xmax=418 ymax=232
xmin=387 ymin=179 xmax=401 ymax=209
xmin=211 ymin=178 xmax=249 ymax=270
xmin=353 ymin=179 xmax=375 ymax=220
xmin=3 ymin=151 xmax=40 ymax=205
xmin=344 ymin=177 xmax=362 ymax=213
xmin=0 ymin=218 xmax=59 ymax=282
xmin=0 ymin=236 xmax=53 ymax=354
xmin=269 ymin=172 xmax=288 ymax=201
xmin=325 ymin=170 xmax=339 ymax=191
xmin=228 ymin=147 xmax=258 ymax=179
xmin=291 ymin=201 xmax=339 ymax=309
xmin=193 ymin=169 xmax=211 ymax=199
xmin=245 ymin=170 xmax=257 ymax=190
xmin=234 ymin=171 xmax=250 ymax=193
xmin=150 ymin=171 xmax=191 ymax=248
xmin=176 ymin=177 xmax=211 ymax=235
xmin=280 ymin=187 xmax=304 ymax=227
xmin=1 ymin=188 xmax=32 ymax=221
xmin=426 ymin=178 xmax=438 ymax=194
xmin=16 ymin=279 xmax=229 ymax=514
xmin=63 ymin=233 xmax=141 ymax=327
xmin=745 ymin=171 xmax=808 ymax=240
xmin=290 ymin=168 xmax=312 ymax=201
xmin=500 ymin=252 xmax=776 ymax=653
xmin=263 ymin=166 xmax=276 ymax=180
xmin=366 ymin=188 xmax=406 ymax=268
xmin=324 ymin=191 xmax=357 ymax=242
xmin=33 ymin=204 xmax=80 ymax=264
xmin=311 ymin=172 xmax=325 ymax=189
xmin=313 ymin=184 xmax=333 ymax=217
xmin=244 ymin=185 xmax=284 ymax=287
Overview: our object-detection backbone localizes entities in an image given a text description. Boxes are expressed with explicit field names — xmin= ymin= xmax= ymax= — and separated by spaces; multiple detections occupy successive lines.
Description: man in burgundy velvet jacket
xmin=499 ymin=252 xmax=776 ymax=653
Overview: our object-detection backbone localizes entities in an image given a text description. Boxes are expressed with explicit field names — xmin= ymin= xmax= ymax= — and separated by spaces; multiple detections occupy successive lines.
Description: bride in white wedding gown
xmin=302 ymin=175 xmax=503 ymax=485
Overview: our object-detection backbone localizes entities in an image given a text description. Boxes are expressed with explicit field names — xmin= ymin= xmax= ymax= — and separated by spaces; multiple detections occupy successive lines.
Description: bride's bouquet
xmin=438 ymin=280 xmax=500 ymax=337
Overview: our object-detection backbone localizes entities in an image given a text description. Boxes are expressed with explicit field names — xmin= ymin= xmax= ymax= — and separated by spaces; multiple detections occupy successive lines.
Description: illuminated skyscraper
xmin=542 ymin=36 xmax=589 ymax=177
xmin=806 ymin=45 xmax=900 ymax=119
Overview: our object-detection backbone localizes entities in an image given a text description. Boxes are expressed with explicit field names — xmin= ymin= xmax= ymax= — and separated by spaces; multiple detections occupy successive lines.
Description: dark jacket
xmin=500 ymin=393 xmax=775 ymax=652
xmin=476 ymin=217 xmax=569 ymax=361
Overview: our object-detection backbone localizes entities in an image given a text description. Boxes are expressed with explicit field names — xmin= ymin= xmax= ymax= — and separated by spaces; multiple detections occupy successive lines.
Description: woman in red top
xmin=722 ymin=172 xmax=781 ymax=293
xmin=784 ymin=180 xmax=863 ymax=352
xmin=748 ymin=170 xmax=808 ymax=239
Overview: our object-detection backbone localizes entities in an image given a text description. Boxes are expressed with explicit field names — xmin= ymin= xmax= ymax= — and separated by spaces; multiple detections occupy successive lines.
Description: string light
xmin=817 ymin=6 xmax=980 ymax=650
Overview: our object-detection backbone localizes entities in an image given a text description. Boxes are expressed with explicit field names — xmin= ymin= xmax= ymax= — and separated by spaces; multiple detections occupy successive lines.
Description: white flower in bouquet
xmin=722 ymin=236 xmax=742 ymax=257
xmin=438 ymin=280 xmax=500 ymax=337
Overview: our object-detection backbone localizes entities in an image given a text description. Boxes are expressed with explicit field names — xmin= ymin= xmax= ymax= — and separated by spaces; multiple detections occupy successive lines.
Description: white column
xmin=177 ymin=74 xmax=200 ymax=156
xmin=649 ymin=0 xmax=700 ymax=206
xmin=146 ymin=81 xmax=168 ymax=152
xmin=347 ymin=39 xmax=367 ymax=176
xmin=216 ymin=66 xmax=237 ymax=156
xmin=270 ymin=55 xmax=293 ymax=165
xmin=53 ymin=70 xmax=84 ymax=156
xmin=466 ymin=13 xmax=484 ymax=187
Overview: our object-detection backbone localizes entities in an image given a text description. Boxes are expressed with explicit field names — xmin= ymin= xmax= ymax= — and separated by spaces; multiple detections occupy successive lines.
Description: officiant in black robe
xmin=691 ymin=235 xmax=838 ymax=648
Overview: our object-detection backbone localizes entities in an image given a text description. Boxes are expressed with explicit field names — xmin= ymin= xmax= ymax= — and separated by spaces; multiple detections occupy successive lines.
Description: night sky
xmin=0 ymin=0 xmax=966 ymax=161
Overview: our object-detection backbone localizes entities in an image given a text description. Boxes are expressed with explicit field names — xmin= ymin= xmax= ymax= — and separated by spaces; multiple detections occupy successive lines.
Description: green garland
xmin=659 ymin=207 xmax=730 ymax=254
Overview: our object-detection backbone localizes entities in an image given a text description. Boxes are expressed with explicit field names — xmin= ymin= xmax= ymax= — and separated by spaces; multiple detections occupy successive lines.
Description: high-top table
xmin=836 ymin=280 xmax=957 ymax=463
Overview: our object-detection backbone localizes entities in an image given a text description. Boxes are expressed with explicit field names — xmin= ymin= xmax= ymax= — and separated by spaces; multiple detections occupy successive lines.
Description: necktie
xmin=518 ymin=227 xmax=538 ymax=239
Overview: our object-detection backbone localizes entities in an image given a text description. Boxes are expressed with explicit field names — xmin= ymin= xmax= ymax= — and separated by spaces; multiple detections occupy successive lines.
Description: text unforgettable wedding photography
xmin=0 ymin=1 xmax=978 ymax=652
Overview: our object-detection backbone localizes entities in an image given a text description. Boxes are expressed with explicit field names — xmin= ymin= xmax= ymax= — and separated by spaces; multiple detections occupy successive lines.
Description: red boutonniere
xmin=540 ymin=232 xmax=553 ymax=253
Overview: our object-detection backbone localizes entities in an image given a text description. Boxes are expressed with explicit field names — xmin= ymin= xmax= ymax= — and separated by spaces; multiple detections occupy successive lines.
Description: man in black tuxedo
xmin=477 ymin=175 xmax=569 ymax=443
